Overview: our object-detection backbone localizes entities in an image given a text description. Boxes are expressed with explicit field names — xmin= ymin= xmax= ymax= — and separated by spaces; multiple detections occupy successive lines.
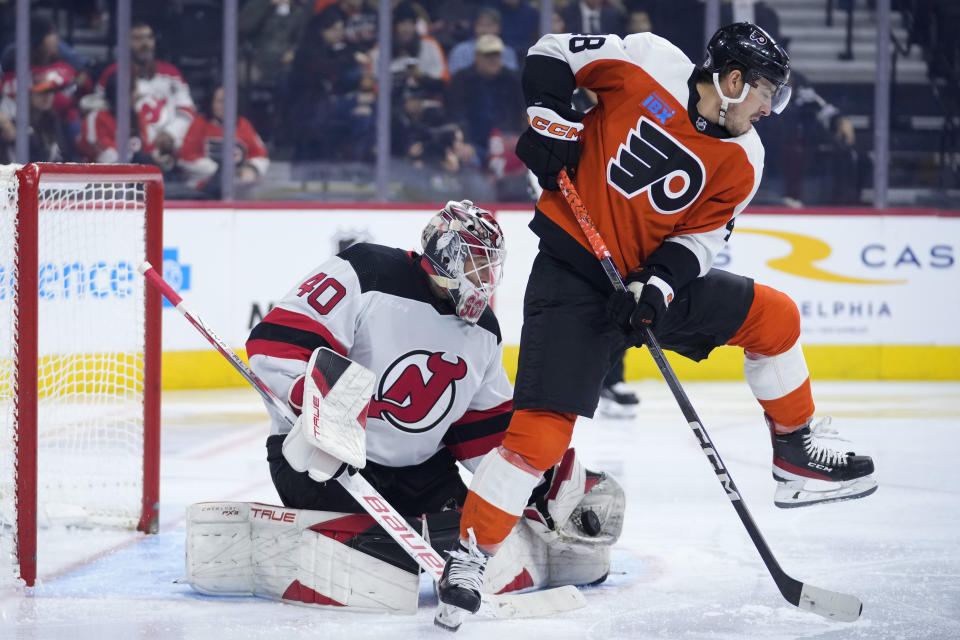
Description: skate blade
xmin=597 ymin=399 xmax=637 ymax=420
xmin=434 ymin=603 xmax=467 ymax=632
xmin=774 ymin=476 xmax=878 ymax=509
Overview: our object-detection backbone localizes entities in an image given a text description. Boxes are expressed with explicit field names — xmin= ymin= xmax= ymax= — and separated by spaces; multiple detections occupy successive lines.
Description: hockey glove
xmin=606 ymin=266 xmax=674 ymax=344
xmin=515 ymin=98 xmax=584 ymax=191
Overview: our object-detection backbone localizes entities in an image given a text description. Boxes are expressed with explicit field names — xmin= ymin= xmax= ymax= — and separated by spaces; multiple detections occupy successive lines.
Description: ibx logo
xmin=162 ymin=247 xmax=191 ymax=307
xmin=368 ymin=350 xmax=467 ymax=433
xmin=642 ymin=92 xmax=675 ymax=125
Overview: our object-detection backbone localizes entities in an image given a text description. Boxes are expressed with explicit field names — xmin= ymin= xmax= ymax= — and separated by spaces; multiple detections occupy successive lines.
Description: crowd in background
xmin=0 ymin=0 xmax=945 ymax=205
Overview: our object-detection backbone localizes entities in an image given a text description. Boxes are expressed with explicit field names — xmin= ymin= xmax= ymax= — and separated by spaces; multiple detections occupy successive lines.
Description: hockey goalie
xmin=183 ymin=201 xmax=625 ymax=612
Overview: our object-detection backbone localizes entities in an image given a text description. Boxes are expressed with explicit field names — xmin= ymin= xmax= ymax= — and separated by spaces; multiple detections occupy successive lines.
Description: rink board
xmin=158 ymin=203 xmax=959 ymax=387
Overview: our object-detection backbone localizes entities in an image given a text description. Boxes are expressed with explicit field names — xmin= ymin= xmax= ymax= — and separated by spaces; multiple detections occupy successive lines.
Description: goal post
xmin=0 ymin=163 xmax=163 ymax=587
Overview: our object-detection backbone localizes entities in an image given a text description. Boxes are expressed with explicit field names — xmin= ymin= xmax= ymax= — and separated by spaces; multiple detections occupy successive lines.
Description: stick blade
xmin=798 ymin=583 xmax=862 ymax=622
xmin=483 ymin=585 xmax=586 ymax=619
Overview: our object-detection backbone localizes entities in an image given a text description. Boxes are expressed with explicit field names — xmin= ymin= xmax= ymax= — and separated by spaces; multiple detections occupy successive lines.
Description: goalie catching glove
xmin=524 ymin=448 xmax=625 ymax=548
xmin=515 ymin=98 xmax=584 ymax=191
xmin=282 ymin=347 xmax=375 ymax=482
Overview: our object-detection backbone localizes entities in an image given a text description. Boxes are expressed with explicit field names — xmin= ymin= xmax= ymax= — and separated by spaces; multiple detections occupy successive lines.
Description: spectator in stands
xmin=288 ymin=9 xmax=375 ymax=160
xmin=561 ymin=0 xmax=626 ymax=36
xmin=758 ymin=71 xmax=860 ymax=205
xmin=94 ymin=21 xmax=195 ymax=165
xmin=370 ymin=1 xmax=449 ymax=98
xmin=627 ymin=0 xmax=701 ymax=60
xmin=179 ymin=86 xmax=270 ymax=197
xmin=396 ymin=122 xmax=496 ymax=201
xmin=317 ymin=0 xmax=378 ymax=53
xmin=447 ymin=8 xmax=519 ymax=76
xmin=77 ymin=73 xmax=162 ymax=167
xmin=0 ymin=16 xmax=90 ymax=141
xmin=497 ymin=0 xmax=540 ymax=55
xmin=0 ymin=110 xmax=12 ymax=163
xmin=0 ymin=71 xmax=73 ymax=163
xmin=446 ymin=34 xmax=525 ymax=163
xmin=239 ymin=0 xmax=310 ymax=86
xmin=422 ymin=0 xmax=477 ymax=53
xmin=626 ymin=8 xmax=653 ymax=34
xmin=391 ymin=84 xmax=448 ymax=166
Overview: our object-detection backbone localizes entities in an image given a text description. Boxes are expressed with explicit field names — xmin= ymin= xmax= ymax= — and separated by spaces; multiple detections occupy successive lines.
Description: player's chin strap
xmin=713 ymin=72 xmax=750 ymax=127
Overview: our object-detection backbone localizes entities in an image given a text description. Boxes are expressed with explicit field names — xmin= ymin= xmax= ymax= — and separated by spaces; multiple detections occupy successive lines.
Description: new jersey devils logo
xmin=368 ymin=351 xmax=468 ymax=433
xmin=607 ymin=116 xmax=706 ymax=214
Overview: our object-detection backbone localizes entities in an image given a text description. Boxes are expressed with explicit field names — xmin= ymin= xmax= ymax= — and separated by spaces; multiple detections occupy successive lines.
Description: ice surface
xmin=3 ymin=381 xmax=959 ymax=640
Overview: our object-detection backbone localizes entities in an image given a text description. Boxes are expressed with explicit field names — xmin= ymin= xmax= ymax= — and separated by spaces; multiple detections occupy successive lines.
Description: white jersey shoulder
xmin=528 ymin=32 xmax=693 ymax=104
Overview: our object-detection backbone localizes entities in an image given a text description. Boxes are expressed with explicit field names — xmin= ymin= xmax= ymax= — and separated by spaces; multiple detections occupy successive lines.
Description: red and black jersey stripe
xmin=442 ymin=399 xmax=513 ymax=462
xmin=246 ymin=307 xmax=346 ymax=362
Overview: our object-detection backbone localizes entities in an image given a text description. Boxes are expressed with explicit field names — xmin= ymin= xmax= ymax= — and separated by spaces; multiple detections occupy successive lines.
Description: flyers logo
xmin=607 ymin=116 xmax=706 ymax=214
xmin=368 ymin=351 xmax=467 ymax=433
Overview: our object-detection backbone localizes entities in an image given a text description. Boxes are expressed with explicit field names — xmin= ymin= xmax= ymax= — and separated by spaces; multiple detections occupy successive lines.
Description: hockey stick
xmin=555 ymin=169 xmax=862 ymax=622
xmin=138 ymin=262 xmax=584 ymax=619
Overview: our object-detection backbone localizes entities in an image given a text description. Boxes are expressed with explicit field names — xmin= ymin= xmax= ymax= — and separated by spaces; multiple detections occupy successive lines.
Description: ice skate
xmin=768 ymin=415 xmax=877 ymax=508
xmin=597 ymin=382 xmax=639 ymax=419
xmin=434 ymin=528 xmax=490 ymax=631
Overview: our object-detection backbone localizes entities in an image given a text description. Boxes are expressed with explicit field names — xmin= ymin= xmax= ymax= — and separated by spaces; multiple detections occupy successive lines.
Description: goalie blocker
xmin=185 ymin=450 xmax=624 ymax=612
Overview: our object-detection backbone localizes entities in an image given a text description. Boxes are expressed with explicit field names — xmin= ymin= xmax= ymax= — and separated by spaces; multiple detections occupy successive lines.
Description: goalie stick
xmin=138 ymin=262 xmax=585 ymax=620
xmin=555 ymin=169 xmax=863 ymax=623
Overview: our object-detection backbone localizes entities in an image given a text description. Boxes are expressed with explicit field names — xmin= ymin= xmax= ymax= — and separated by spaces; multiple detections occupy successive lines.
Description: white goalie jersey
xmin=247 ymin=243 xmax=513 ymax=470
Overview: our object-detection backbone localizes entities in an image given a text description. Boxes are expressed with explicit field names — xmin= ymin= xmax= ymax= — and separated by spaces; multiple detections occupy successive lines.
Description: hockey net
xmin=0 ymin=163 xmax=162 ymax=587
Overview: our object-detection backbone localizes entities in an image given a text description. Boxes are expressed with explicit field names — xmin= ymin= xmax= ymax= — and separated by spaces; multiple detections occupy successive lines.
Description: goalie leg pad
xmin=482 ymin=517 xmax=611 ymax=593
xmin=483 ymin=517 xmax=550 ymax=594
xmin=186 ymin=502 xmax=419 ymax=613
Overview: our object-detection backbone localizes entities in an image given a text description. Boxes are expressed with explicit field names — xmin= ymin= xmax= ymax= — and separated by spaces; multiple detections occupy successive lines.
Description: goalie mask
xmin=421 ymin=200 xmax=505 ymax=324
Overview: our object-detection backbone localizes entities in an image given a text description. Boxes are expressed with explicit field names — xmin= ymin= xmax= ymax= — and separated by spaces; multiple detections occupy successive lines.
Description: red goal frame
xmin=12 ymin=163 xmax=163 ymax=587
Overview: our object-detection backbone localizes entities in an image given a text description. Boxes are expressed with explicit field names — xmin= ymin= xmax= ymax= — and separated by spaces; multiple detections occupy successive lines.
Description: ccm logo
xmin=527 ymin=105 xmax=583 ymax=141
xmin=530 ymin=116 xmax=580 ymax=139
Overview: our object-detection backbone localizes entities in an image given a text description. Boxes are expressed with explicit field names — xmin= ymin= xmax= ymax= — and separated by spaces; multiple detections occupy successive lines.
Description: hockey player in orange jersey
xmin=434 ymin=23 xmax=877 ymax=630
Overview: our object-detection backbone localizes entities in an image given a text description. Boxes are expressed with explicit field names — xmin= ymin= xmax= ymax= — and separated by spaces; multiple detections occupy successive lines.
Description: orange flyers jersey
xmin=530 ymin=33 xmax=765 ymax=277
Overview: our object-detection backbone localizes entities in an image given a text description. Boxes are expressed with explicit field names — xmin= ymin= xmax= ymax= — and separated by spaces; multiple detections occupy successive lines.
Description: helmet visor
xmin=750 ymin=78 xmax=792 ymax=115
xmin=771 ymin=83 xmax=791 ymax=114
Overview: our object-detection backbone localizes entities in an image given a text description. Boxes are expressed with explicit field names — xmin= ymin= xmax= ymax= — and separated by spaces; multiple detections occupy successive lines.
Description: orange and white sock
xmin=461 ymin=446 xmax=542 ymax=552
xmin=728 ymin=284 xmax=814 ymax=431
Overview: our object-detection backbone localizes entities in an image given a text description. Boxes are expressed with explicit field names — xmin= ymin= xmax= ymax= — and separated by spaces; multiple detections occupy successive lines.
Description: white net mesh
xmin=0 ymin=165 xmax=20 ymax=584
xmin=0 ymin=167 xmax=150 ymax=586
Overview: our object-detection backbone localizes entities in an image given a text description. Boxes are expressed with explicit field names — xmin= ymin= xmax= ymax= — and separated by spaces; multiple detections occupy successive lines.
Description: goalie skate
xmin=768 ymin=415 xmax=877 ymax=508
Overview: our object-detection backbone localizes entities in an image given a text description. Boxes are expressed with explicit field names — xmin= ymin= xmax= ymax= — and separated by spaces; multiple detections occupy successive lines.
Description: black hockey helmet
xmin=702 ymin=22 xmax=791 ymax=114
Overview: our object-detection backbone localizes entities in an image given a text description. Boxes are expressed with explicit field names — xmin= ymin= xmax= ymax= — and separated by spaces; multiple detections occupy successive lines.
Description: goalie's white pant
xmin=185 ymin=501 xmax=614 ymax=613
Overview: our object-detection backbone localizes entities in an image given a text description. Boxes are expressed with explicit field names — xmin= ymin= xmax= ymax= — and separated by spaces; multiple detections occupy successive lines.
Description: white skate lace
xmin=446 ymin=530 xmax=487 ymax=592
xmin=802 ymin=417 xmax=849 ymax=467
